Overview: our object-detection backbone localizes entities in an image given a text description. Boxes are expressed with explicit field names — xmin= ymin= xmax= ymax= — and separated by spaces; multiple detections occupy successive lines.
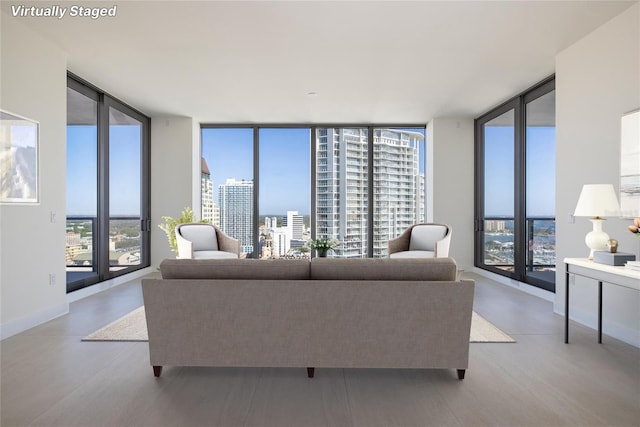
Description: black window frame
xmin=200 ymin=124 xmax=427 ymax=259
xmin=66 ymin=72 xmax=151 ymax=293
xmin=474 ymin=75 xmax=556 ymax=292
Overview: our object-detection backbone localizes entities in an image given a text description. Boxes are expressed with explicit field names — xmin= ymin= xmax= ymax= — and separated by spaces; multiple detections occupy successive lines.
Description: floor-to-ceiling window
xmin=475 ymin=76 xmax=556 ymax=291
xmin=201 ymin=125 xmax=425 ymax=259
xmin=66 ymin=74 xmax=150 ymax=292
xmin=200 ymin=127 xmax=254 ymax=257
xmin=259 ymin=128 xmax=311 ymax=259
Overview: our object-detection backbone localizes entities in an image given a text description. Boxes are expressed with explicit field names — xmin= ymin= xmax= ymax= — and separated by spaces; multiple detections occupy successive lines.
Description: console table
xmin=564 ymin=258 xmax=640 ymax=343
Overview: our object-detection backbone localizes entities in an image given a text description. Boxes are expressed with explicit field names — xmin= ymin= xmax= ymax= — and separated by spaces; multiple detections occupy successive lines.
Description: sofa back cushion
xmin=310 ymin=257 xmax=457 ymax=281
xmin=178 ymin=224 xmax=219 ymax=251
xmin=408 ymin=224 xmax=448 ymax=251
xmin=159 ymin=258 xmax=310 ymax=280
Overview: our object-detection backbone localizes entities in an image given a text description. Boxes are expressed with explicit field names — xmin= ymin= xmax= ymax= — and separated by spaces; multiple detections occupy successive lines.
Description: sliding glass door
xmin=107 ymin=104 xmax=149 ymax=275
xmin=66 ymin=75 xmax=150 ymax=292
xmin=524 ymin=89 xmax=556 ymax=286
xmin=66 ymin=83 xmax=99 ymax=287
xmin=475 ymin=77 xmax=556 ymax=292
xmin=477 ymin=107 xmax=516 ymax=274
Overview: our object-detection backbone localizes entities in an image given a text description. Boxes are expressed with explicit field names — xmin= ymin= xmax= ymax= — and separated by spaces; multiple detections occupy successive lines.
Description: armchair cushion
xmin=193 ymin=250 xmax=237 ymax=260
xmin=178 ymin=224 xmax=218 ymax=251
xmin=388 ymin=250 xmax=435 ymax=259
xmin=409 ymin=224 xmax=448 ymax=252
xmin=388 ymin=223 xmax=451 ymax=258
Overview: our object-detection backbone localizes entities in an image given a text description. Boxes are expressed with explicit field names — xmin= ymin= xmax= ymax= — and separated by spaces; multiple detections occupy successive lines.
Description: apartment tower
xmin=316 ymin=128 xmax=424 ymax=258
xmin=218 ymin=178 xmax=254 ymax=255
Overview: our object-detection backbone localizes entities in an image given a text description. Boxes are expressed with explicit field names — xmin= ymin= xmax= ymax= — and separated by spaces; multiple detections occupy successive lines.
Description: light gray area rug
xmin=83 ymin=306 xmax=148 ymax=341
xmin=82 ymin=306 xmax=515 ymax=343
xmin=469 ymin=311 xmax=516 ymax=343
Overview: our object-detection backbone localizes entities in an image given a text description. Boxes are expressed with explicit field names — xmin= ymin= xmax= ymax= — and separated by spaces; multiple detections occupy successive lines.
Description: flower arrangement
xmin=628 ymin=218 xmax=640 ymax=236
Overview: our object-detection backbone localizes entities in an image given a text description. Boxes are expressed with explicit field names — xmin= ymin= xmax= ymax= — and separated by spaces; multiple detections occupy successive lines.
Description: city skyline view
xmin=201 ymin=127 xmax=426 ymax=258
xmin=66 ymin=122 xmax=555 ymax=264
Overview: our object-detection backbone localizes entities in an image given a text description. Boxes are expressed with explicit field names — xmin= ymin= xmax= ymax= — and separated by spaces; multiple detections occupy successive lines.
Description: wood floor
xmin=1 ymin=272 xmax=638 ymax=427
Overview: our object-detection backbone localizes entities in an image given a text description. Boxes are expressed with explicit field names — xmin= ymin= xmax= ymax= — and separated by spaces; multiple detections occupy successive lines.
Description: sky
xmin=67 ymin=125 xmax=554 ymax=219
xmin=67 ymin=125 xmax=141 ymax=216
xmin=201 ymin=127 xmax=311 ymax=215
xmin=484 ymin=126 xmax=555 ymax=218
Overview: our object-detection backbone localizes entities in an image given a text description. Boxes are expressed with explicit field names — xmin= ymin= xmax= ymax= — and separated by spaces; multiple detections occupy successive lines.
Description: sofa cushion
xmin=310 ymin=257 xmax=457 ymax=281
xmin=159 ymin=258 xmax=310 ymax=280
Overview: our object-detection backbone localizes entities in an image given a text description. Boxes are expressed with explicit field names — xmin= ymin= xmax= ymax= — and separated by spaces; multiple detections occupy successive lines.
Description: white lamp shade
xmin=574 ymin=184 xmax=621 ymax=218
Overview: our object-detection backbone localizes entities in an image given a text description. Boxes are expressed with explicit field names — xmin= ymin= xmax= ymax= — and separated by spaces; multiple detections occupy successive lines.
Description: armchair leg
xmin=457 ymin=369 xmax=465 ymax=380
xmin=307 ymin=367 xmax=315 ymax=378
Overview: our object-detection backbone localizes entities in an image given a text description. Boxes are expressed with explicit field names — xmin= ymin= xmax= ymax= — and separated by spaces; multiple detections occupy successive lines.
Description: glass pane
xmin=66 ymin=88 xmax=98 ymax=282
xmin=483 ymin=110 xmax=515 ymax=271
xmin=316 ymin=128 xmax=368 ymax=258
xmin=201 ymin=128 xmax=254 ymax=257
xmin=373 ymin=128 xmax=425 ymax=258
xmin=259 ymin=128 xmax=311 ymax=259
xmin=109 ymin=107 xmax=142 ymax=270
xmin=526 ymin=90 xmax=556 ymax=282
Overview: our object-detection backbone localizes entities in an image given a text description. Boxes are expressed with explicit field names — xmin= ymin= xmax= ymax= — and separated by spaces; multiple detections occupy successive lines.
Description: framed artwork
xmin=0 ymin=110 xmax=39 ymax=203
xmin=620 ymin=109 xmax=640 ymax=217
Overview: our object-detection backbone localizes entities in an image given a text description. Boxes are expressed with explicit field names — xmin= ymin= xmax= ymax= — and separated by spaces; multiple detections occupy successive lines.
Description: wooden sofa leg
xmin=153 ymin=366 xmax=163 ymax=377
xmin=457 ymin=369 xmax=465 ymax=380
xmin=307 ymin=367 xmax=315 ymax=378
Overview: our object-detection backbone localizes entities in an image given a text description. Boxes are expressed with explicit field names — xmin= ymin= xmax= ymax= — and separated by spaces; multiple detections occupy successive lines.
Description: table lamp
xmin=574 ymin=184 xmax=621 ymax=259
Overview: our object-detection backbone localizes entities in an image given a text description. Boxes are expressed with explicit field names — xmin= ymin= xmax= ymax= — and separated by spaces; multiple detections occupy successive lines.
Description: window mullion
xmin=97 ymin=95 xmax=110 ymax=281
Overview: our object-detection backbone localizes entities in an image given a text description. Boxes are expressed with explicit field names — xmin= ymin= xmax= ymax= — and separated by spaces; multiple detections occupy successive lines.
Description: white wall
xmin=0 ymin=14 xmax=69 ymax=338
xmin=429 ymin=118 xmax=475 ymax=271
xmin=556 ymin=3 xmax=640 ymax=346
xmin=150 ymin=117 xmax=194 ymax=267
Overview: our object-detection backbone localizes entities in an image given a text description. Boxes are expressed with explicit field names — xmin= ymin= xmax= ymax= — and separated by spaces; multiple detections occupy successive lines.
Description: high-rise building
xmin=265 ymin=216 xmax=278 ymax=230
xmin=201 ymin=158 xmax=214 ymax=224
xmin=200 ymin=157 xmax=218 ymax=225
xmin=271 ymin=229 xmax=289 ymax=258
xmin=316 ymin=128 xmax=424 ymax=258
xmin=372 ymin=129 xmax=424 ymax=257
xmin=219 ymin=178 xmax=253 ymax=255
xmin=283 ymin=210 xmax=304 ymax=241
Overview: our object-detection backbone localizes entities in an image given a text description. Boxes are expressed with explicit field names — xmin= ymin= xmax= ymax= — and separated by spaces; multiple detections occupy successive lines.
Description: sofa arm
xmin=215 ymin=226 xmax=240 ymax=256
xmin=388 ymin=226 xmax=413 ymax=255
xmin=175 ymin=230 xmax=194 ymax=259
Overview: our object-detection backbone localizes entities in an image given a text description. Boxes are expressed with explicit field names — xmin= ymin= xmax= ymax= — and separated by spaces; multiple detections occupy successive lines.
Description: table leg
xmin=565 ymin=263 xmax=570 ymax=344
xmin=598 ymin=281 xmax=603 ymax=344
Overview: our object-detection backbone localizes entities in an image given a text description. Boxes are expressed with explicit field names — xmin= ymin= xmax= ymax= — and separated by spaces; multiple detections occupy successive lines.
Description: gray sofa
xmin=142 ymin=257 xmax=475 ymax=380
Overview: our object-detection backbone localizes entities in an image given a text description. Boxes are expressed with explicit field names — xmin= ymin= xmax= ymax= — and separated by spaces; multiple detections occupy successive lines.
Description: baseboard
xmin=67 ymin=267 xmax=154 ymax=303
xmin=1 ymin=268 xmax=154 ymax=340
xmin=0 ymin=302 xmax=69 ymax=340
xmin=471 ymin=267 xmax=555 ymax=302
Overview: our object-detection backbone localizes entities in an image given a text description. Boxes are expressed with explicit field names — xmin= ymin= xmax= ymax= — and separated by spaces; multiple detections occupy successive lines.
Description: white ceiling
xmin=6 ymin=0 xmax=636 ymax=123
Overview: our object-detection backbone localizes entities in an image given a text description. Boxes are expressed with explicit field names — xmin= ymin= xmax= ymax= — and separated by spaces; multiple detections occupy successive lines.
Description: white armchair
xmin=388 ymin=223 xmax=451 ymax=258
xmin=175 ymin=223 xmax=240 ymax=259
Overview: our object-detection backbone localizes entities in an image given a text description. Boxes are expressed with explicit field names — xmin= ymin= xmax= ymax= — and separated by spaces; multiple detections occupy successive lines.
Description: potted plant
xmin=158 ymin=207 xmax=205 ymax=254
xmin=307 ymin=237 xmax=339 ymax=257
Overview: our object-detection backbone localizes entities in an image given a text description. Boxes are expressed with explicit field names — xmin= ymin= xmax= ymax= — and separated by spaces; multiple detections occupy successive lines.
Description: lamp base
xmin=585 ymin=218 xmax=609 ymax=259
